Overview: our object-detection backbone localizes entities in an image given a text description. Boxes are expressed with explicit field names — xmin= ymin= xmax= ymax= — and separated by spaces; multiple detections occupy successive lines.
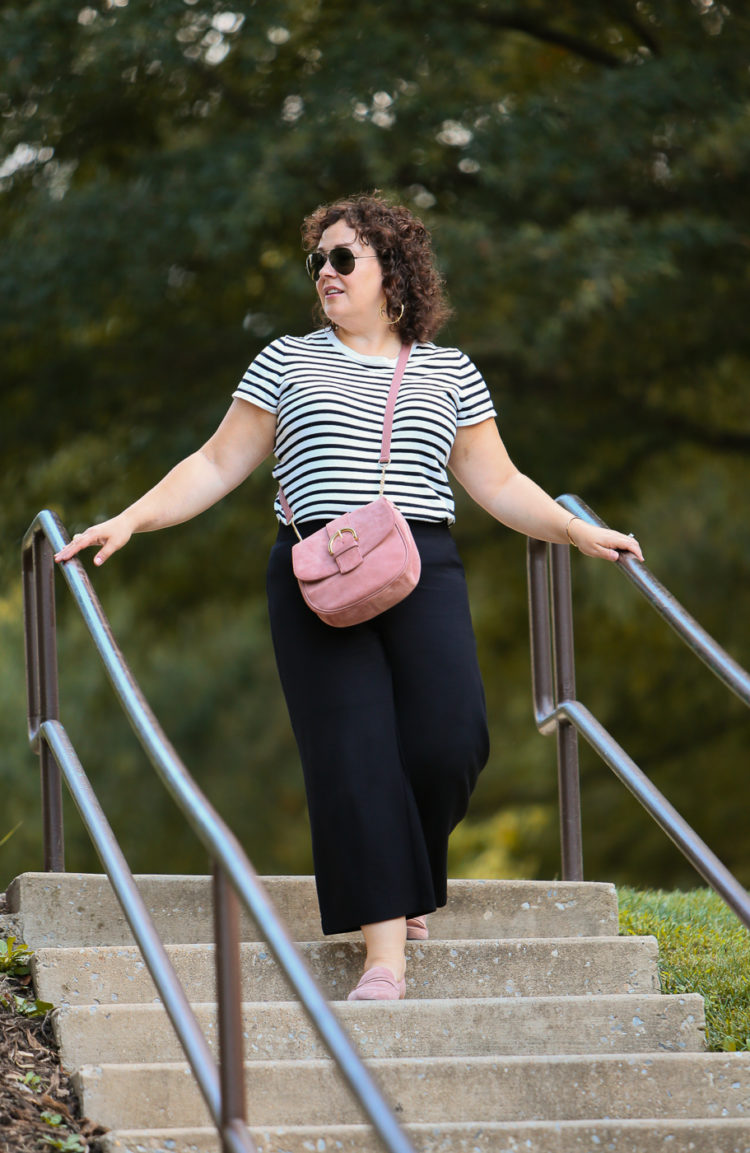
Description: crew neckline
xmin=326 ymin=328 xmax=399 ymax=366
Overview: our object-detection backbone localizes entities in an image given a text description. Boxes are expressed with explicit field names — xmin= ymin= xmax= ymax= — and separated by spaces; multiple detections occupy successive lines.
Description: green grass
xmin=618 ymin=887 xmax=750 ymax=1052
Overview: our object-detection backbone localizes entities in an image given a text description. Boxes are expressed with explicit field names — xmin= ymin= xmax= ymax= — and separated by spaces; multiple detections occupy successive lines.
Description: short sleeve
xmin=232 ymin=338 xmax=286 ymax=414
xmin=455 ymin=351 xmax=497 ymax=427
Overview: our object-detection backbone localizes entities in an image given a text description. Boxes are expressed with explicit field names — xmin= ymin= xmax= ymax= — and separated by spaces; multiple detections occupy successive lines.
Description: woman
xmin=55 ymin=193 xmax=643 ymax=1001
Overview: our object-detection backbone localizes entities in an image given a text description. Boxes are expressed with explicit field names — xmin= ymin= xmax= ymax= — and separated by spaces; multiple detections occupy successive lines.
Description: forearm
xmin=450 ymin=419 xmax=643 ymax=564
xmin=482 ymin=470 xmax=575 ymax=544
xmin=54 ymin=447 xmax=246 ymax=568
xmin=55 ymin=399 xmax=276 ymax=568
xmin=120 ymin=449 xmax=237 ymax=534
xmin=483 ymin=471 xmax=643 ymax=562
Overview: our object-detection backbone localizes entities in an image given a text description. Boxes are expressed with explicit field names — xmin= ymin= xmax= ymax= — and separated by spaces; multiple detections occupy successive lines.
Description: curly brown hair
xmin=301 ymin=192 xmax=452 ymax=344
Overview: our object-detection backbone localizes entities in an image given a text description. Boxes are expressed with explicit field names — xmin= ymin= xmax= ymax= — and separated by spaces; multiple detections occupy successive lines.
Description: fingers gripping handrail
xmin=22 ymin=509 xmax=415 ymax=1153
xmin=527 ymin=496 xmax=750 ymax=931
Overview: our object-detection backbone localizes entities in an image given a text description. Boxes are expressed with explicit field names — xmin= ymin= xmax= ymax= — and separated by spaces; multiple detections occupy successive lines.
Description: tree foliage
xmin=1 ymin=0 xmax=748 ymax=890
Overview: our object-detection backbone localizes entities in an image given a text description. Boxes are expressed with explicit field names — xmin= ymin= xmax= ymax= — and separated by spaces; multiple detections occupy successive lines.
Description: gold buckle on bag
xmin=328 ymin=527 xmax=358 ymax=555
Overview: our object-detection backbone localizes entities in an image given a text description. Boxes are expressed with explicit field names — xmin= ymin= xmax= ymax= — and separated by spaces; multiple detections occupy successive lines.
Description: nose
xmin=317 ymin=255 xmax=335 ymax=280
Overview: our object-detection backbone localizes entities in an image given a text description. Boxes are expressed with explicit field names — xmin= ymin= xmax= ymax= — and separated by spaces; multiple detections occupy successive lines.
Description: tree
xmin=2 ymin=0 xmax=748 ymax=890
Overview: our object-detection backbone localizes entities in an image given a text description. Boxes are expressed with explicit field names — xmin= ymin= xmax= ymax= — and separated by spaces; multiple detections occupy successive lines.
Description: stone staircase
xmin=7 ymin=872 xmax=750 ymax=1152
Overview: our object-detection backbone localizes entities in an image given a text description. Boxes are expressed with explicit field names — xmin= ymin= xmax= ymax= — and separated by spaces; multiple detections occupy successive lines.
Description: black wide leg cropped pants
xmin=267 ymin=520 xmax=490 ymax=935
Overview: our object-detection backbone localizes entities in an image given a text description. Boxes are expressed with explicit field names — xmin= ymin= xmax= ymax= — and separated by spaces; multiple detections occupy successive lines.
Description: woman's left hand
xmin=567 ymin=518 xmax=644 ymax=563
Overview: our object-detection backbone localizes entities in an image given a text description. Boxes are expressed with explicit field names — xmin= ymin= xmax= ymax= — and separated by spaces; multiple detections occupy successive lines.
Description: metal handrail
xmin=559 ymin=494 xmax=750 ymax=707
xmin=527 ymin=495 xmax=750 ymax=931
xmin=22 ymin=509 xmax=415 ymax=1153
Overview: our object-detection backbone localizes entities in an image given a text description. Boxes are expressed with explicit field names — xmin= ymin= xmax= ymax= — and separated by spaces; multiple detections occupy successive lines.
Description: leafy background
xmin=1 ymin=0 xmax=748 ymax=891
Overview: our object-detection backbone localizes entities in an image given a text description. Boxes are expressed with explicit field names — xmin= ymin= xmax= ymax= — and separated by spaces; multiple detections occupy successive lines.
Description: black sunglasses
xmin=305 ymin=246 xmax=378 ymax=282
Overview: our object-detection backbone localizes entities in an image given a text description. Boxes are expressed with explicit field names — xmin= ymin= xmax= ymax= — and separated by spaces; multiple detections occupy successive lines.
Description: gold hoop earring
xmin=380 ymin=302 xmax=405 ymax=325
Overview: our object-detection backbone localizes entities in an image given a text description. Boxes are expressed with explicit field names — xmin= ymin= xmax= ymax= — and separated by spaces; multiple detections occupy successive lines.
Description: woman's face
xmin=313 ymin=219 xmax=386 ymax=334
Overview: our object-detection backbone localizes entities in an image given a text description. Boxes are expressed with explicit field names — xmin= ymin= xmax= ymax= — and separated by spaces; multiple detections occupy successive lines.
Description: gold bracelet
xmin=565 ymin=515 xmax=581 ymax=546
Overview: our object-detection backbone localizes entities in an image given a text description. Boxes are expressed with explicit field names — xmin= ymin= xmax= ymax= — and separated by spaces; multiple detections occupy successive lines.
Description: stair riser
xmin=100 ymin=1120 xmax=750 ymax=1153
xmin=10 ymin=873 xmax=618 ymax=947
xmin=75 ymin=1054 xmax=750 ymax=1129
xmin=32 ymin=937 xmax=660 ymax=1006
xmin=55 ymin=994 xmax=706 ymax=1066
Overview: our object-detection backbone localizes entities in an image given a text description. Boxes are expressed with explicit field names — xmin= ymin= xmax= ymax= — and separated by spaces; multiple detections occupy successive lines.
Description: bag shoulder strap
xmin=279 ymin=342 xmax=413 ymax=533
xmin=378 ymin=341 xmax=412 ymax=465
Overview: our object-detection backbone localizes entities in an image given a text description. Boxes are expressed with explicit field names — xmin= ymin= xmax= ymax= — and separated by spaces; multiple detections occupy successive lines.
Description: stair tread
xmin=58 ymin=991 xmax=692 ymax=1007
xmin=80 ymin=1050 xmax=746 ymax=1069
xmin=100 ymin=1118 xmax=750 ymax=1153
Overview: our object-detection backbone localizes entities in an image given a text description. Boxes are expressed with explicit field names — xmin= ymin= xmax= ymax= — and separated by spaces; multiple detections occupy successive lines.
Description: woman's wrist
xmin=565 ymin=515 xmax=581 ymax=547
xmin=117 ymin=507 xmax=139 ymax=533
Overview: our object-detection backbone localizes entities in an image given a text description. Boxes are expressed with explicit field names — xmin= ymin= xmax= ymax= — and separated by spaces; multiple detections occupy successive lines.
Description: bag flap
xmin=291 ymin=498 xmax=397 ymax=581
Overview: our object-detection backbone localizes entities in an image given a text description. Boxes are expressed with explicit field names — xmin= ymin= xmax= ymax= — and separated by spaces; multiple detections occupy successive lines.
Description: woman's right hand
xmin=54 ymin=514 xmax=134 ymax=567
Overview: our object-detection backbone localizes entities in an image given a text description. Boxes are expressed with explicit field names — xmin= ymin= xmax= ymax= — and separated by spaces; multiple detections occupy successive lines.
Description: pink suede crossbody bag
xmin=278 ymin=343 xmax=421 ymax=627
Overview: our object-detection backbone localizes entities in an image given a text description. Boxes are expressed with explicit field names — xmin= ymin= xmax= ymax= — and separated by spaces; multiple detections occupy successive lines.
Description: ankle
xmin=360 ymin=917 xmax=407 ymax=983
xmin=364 ymin=952 xmax=406 ymax=982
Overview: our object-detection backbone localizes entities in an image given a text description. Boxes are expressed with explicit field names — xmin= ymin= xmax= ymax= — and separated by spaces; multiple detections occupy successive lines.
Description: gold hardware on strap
xmin=328 ymin=526 xmax=359 ymax=555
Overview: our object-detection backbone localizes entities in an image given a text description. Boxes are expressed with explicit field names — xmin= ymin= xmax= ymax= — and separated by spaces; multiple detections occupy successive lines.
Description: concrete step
xmin=16 ymin=872 xmax=744 ymax=1151
xmin=100 ymin=1119 xmax=750 ymax=1153
xmin=9 ymin=873 xmax=618 ymax=947
xmin=54 ymin=993 xmax=705 ymax=1066
xmin=32 ymin=935 xmax=660 ymax=1006
xmin=75 ymin=1052 xmax=750 ymax=1130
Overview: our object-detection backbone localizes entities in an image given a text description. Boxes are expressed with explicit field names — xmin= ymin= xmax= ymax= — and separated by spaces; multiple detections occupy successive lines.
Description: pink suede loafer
xmin=347 ymin=966 xmax=406 ymax=1001
xmin=406 ymin=916 xmax=428 ymax=941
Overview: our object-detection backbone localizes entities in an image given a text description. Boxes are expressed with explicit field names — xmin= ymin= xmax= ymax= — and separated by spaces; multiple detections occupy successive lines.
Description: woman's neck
xmin=333 ymin=325 xmax=403 ymax=359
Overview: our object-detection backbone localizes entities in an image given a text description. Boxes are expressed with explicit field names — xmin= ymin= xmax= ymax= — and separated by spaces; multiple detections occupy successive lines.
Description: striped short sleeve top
xmin=232 ymin=328 xmax=497 ymax=525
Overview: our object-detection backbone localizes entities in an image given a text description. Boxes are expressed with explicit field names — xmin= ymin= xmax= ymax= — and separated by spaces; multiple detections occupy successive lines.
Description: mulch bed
xmin=0 ymin=893 xmax=107 ymax=1153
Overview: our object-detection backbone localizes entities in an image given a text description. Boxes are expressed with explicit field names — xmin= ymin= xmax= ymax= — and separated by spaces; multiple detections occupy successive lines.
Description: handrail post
xmin=527 ymin=537 xmax=556 ymax=732
xmin=213 ymin=864 xmax=254 ymax=1153
xmin=28 ymin=530 xmax=65 ymax=872
xmin=23 ymin=541 xmax=41 ymax=750
xmin=550 ymin=543 xmax=584 ymax=881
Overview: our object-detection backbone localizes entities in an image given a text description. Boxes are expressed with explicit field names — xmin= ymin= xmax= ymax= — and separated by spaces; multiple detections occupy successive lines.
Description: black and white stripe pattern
xmin=233 ymin=329 xmax=496 ymax=525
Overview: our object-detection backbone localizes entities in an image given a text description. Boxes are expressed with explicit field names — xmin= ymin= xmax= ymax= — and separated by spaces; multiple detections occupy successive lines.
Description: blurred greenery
xmin=1 ymin=0 xmax=748 ymax=891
